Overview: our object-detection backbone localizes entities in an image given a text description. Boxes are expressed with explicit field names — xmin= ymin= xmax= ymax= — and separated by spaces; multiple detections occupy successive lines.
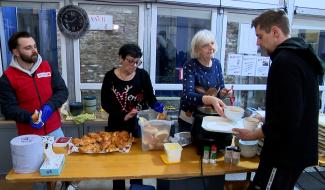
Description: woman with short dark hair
xmin=101 ymin=43 xmax=162 ymax=190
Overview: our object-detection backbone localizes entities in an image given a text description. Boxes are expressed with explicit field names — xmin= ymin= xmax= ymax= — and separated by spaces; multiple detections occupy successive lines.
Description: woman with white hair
xmin=178 ymin=29 xmax=232 ymax=132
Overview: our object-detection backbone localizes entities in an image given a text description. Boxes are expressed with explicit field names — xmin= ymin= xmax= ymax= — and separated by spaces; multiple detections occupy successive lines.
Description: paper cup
xmin=243 ymin=117 xmax=260 ymax=131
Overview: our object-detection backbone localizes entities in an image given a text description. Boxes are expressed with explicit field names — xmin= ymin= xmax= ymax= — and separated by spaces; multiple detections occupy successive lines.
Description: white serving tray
xmin=201 ymin=116 xmax=244 ymax=133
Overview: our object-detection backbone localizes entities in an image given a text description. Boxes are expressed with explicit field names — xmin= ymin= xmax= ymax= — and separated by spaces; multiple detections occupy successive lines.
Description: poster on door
xmin=255 ymin=56 xmax=270 ymax=77
xmin=227 ymin=53 xmax=242 ymax=76
xmin=241 ymin=55 xmax=256 ymax=76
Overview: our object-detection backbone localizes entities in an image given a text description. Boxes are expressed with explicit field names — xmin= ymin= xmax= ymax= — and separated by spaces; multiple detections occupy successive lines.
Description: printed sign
xmin=89 ymin=15 xmax=113 ymax=30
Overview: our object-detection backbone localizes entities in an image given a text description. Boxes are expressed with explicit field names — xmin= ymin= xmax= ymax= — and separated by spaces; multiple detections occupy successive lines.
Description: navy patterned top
xmin=180 ymin=58 xmax=225 ymax=113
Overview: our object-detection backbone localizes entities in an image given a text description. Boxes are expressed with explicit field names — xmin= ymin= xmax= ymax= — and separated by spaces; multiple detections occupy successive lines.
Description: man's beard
xmin=20 ymin=53 xmax=38 ymax=64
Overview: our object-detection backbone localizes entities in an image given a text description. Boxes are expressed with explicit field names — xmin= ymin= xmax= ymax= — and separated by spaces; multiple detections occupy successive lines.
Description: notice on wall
xmin=241 ymin=55 xmax=256 ymax=76
xmin=89 ymin=15 xmax=113 ymax=30
xmin=255 ymin=56 xmax=270 ymax=77
xmin=238 ymin=23 xmax=258 ymax=55
xmin=226 ymin=53 xmax=242 ymax=76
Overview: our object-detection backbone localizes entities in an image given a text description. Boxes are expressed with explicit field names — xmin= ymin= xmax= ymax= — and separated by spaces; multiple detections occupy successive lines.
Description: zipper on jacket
xmin=32 ymin=73 xmax=47 ymax=134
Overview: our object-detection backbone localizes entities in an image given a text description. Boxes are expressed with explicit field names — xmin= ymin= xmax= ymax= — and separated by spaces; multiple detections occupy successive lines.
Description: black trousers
xmin=113 ymin=179 xmax=142 ymax=190
xmin=249 ymin=161 xmax=304 ymax=190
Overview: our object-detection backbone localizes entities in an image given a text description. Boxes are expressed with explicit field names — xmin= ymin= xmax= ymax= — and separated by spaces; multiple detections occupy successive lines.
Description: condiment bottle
xmin=232 ymin=146 xmax=241 ymax=165
xmin=224 ymin=146 xmax=233 ymax=163
xmin=209 ymin=145 xmax=217 ymax=164
xmin=202 ymin=146 xmax=210 ymax=164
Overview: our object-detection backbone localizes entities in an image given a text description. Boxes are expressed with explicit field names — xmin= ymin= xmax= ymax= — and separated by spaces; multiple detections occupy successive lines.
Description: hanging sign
xmin=89 ymin=15 xmax=113 ymax=30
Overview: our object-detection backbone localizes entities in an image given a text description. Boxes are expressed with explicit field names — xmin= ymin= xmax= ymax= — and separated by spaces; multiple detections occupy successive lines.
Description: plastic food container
xmin=163 ymin=143 xmax=183 ymax=163
xmin=69 ymin=102 xmax=83 ymax=116
xmin=53 ymin=137 xmax=72 ymax=148
xmin=139 ymin=119 xmax=172 ymax=151
xmin=138 ymin=109 xmax=158 ymax=120
xmin=239 ymin=140 xmax=258 ymax=158
xmin=170 ymin=132 xmax=191 ymax=146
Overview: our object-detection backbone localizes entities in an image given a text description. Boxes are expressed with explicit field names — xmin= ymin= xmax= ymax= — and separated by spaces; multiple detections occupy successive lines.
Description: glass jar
xmin=224 ymin=146 xmax=233 ymax=163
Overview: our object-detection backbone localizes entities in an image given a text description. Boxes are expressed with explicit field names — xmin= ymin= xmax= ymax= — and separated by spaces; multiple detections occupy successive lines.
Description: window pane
xmin=233 ymin=90 xmax=266 ymax=109
xmin=291 ymin=29 xmax=325 ymax=63
xmin=156 ymin=8 xmax=210 ymax=84
xmin=155 ymin=90 xmax=182 ymax=97
xmin=0 ymin=3 xmax=61 ymax=72
xmin=17 ymin=8 xmax=59 ymax=69
xmin=224 ymin=20 xmax=268 ymax=85
xmin=79 ymin=4 xmax=139 ymax=83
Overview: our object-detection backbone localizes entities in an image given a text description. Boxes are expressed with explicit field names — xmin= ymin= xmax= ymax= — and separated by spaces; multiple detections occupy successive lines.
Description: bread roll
xmin=157 ymin=113 xmax=167 ymax=120
xmin=143 ymin=125 xmax=158 ymax=134
xmin=154 ymin=130 xmax=169 ymax=142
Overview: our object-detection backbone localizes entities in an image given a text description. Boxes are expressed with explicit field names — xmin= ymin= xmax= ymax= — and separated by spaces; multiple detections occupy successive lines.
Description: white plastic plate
xmin=201 ymin=116 xmax=244 ymax=133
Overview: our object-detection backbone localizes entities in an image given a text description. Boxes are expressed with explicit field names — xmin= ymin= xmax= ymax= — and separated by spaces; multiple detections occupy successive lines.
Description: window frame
xmin=73 ymin=2 xmax=145 ymax=102
xmin=151 ymin=4 xmax=220 ymax=92
xmin=0 ymin=1 xmax=65 ymax=82
xmin=291 ymin=15 xmax=325 ymax=110
xmin=222 ymin=11 xmax=268 ymax=91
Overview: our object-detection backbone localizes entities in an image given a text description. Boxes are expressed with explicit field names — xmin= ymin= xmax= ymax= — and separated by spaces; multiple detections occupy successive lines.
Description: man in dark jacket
xmin=233 ymin=10 xmax=324 ymax=190
xmin=0 ymin=31 xmax=68 ymax=137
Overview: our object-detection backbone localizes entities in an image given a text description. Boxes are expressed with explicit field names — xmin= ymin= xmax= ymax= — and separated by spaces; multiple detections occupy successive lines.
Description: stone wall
xmin=79 ymin=5 xmax=139 ymax=83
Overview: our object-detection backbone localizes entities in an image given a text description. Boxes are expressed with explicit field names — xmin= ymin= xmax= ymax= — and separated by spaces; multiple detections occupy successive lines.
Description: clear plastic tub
xmin=137 ymin=109 xmax=158 ymax=120
xmin=139 ymin=119 xmax=172 ymax=151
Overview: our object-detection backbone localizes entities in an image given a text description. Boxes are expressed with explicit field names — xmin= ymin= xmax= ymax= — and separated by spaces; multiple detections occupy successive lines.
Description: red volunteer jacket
xmin=4 ymin=61 xmax=61 ymax=135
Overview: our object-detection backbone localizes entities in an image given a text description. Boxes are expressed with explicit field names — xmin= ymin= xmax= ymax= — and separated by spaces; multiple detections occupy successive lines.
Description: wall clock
xmin=57 ymin=5 xmax=89 ymax=39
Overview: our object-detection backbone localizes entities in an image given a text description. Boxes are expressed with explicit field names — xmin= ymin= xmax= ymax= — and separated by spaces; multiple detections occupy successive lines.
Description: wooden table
xmin=6 ymin=139 xmax=259 ymax=189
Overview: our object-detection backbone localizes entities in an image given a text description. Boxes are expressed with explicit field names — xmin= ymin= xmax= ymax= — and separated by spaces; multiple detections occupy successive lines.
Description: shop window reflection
xmin=156 ymin=8 xmax=211 ymax=84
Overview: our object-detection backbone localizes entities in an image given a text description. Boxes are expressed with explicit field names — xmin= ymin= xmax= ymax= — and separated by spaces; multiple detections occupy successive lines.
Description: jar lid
xmin=83 ymin=95 xmax=96 ymax=100
xmin=225 ymin=146 xmax=233 ymax=151
xmin=232 ymin=146 xmax=241 ymax=152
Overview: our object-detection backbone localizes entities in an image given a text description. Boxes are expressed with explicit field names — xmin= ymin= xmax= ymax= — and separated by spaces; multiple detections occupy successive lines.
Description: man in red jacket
xmin=0 ymin=31 xmax=68 ymax=138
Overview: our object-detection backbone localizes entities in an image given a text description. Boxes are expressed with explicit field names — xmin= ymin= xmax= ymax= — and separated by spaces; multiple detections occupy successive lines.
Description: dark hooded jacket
xmin=261 ymin=37 xmax=324 ymax=168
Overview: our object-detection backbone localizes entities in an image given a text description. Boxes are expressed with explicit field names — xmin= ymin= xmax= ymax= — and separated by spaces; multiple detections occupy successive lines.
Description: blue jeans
xmin=47 ymin=127 xmax=65 ymax=139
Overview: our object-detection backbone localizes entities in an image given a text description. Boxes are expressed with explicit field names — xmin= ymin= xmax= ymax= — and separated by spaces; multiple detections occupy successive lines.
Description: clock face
xmin=57 ymin=5 xmax=89 ymax=39
xmin=62 ymin=9 xmax=85 ymax=32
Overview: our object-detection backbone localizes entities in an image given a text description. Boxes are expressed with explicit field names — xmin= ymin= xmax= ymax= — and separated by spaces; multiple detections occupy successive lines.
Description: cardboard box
xmin=39 ymin=154 xmax=65 ymax=176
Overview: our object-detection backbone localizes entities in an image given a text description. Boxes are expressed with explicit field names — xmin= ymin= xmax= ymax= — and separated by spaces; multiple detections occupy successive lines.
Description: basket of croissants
xmin=69 ymin=131 xmax=134 ymax=153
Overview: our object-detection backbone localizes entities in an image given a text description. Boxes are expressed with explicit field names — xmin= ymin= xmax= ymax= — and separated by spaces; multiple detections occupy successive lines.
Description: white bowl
xmin=224 ymin=106 xmax=244 ymax=121
xmin=239 ymin=140 xmax=258 ymax=158
xmin=243 ymin=117 xmax=260 ymax=131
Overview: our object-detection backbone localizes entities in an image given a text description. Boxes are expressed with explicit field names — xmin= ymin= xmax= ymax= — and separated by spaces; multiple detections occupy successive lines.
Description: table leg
xmin=246 ymin=172 xmax=252 ymax=181
xmin=46 ymin=181 xmax=56 ymax=190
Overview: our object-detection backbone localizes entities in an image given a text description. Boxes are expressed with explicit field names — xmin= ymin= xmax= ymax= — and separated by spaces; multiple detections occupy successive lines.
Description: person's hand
xmin=40 ymin=104 xmax=53 ymax=123
xmin=211 ymin=97 xmax=225 ymax=116
xmin=219 ymin=87 xmax=233 ymax=98
xmin=202 ymin=96 xmax=225 ymax=116
xmin=232 ymin=128 xmax=263 ymax=140
xmin=153 ymin=102 xmax=164 ymax=113
xmin=252 ymin=112 xmax=265 ymax=122
xmin=124 ymin=108 xmax=138 ymax=121
xmin=30 ymin=110 xmax=44 ymax=129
